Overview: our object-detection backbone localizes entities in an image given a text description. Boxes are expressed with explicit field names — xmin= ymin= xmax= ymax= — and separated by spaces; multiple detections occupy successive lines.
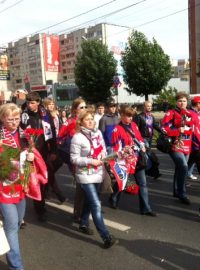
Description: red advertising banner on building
xmin=43 ymin=35 xmax=60 ymax=72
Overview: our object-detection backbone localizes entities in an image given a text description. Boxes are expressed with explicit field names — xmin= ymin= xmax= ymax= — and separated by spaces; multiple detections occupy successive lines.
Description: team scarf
xmin=0 ymin=126 xmax=18 ymax=148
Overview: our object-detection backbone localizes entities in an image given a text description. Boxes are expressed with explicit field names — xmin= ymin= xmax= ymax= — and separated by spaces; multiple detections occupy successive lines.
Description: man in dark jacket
xmin=134 ymin=101 xmax=161 ymax=147
xmin=20 ymin=92 xmax=58 ymax=222
xmin=99 ymin=99 xmax=119 ymax=154
xmin=134 ymin=101 xmax=162 ymax=179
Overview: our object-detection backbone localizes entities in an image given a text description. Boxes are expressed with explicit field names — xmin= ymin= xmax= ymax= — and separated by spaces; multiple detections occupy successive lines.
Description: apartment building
xmin=59 ymin=28 xmax=87 ymax=83
xmin=59 ymin=23 xmax=131 ymax=84
xmin=8 ymin=33 xmax=60 ymax=93
xmin=189 ymin=0 xmax=200 ymax=93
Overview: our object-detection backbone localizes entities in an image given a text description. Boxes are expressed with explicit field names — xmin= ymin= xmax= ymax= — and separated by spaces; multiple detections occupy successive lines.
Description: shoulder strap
xmin=80 ymin=131 xmax=93 ymax=147
xmin=119 ymin=122 xmax=141 ymax=148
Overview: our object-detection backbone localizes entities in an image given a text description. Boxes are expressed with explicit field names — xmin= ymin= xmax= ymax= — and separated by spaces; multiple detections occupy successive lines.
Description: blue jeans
xmin=144 ymin=138 xmax=152 ymax=148
xmin=169 ymin=151 xmax=189 ymax=198
xmin=80 ymin=183 xmax=110 ymax=240
xmin=187 ymin=163 xmax=195 ymax=177
xmin=134 ymin=169 xmax=152 ymax=213
xmin=0 ymin=199 xmax=26 ymax=270
xmin=111 ymin=168 xmax=152 ymax=213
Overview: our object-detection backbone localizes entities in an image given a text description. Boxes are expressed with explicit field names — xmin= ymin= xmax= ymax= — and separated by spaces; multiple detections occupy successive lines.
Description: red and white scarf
xmin=0 ymin=126 xmax=18 ymax=148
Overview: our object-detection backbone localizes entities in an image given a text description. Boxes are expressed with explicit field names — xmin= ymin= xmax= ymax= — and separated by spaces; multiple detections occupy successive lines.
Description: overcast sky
xmin=0 ymin=0 xmax=188 ymax=59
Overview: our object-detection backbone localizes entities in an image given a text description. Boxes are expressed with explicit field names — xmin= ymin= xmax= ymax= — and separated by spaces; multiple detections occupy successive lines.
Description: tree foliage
xmin=74 ymin=39 xmax=117 ymax=103
xmin=121 ymin=30 xmax=172 ymax=100
xmin=153 ymin=86 xmax=178 ymax=109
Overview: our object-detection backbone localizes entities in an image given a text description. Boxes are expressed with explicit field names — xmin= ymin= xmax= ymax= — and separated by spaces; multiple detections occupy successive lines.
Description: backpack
xmin=57 ymin=135 xmax=72 ymax=165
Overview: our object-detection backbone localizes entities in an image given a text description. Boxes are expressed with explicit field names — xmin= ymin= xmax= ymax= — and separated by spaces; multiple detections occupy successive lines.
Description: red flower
xmin=24 ymin=128 xmax=43 ymax=137
xmin=126 ymin=183 xmax=139 ymax=195
xmin=24 ymin=128 xmax=44 ymax=150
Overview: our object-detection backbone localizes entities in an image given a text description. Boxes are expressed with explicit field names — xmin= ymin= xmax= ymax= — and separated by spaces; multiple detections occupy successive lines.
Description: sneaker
xmin=109 ymin=197 xmax=117 ymax=209
xmin=186 ymin=182 xmax=192 ymax=187
xmin=79 ymin=226 xmax=94 ymax=235
xmin=103 ymin=235 xmax=118 ymax=249
xmin=141 ymin=211 xmax=157 ymax=217
xmin=188 ymin=174 xmax=197 ymax=180
xmin=179 ymin=197 xmax=191 ymax=205
xmin=20 ymin=221 xmax=27 ymax=229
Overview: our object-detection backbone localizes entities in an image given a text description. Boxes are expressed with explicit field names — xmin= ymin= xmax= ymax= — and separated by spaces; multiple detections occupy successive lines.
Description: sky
xmin=0 ymin=0 xmax=189 ymax=59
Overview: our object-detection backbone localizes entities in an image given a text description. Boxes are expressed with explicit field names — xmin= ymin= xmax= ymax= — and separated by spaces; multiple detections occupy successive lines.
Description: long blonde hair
xmin=43 ymin=98 xmax=58 ymax=117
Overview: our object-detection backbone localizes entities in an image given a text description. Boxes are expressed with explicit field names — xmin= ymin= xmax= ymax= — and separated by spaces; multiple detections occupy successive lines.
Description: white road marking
xmin=46 ymin=201 xmax=131 ymax=232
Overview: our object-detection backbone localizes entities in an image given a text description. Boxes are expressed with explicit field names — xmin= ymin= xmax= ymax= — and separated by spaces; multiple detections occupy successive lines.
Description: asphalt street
xmin=1 ymin=150 xmax=200 ymax=270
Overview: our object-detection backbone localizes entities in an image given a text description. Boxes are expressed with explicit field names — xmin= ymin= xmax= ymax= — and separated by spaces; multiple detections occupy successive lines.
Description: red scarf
xmin=0 ymin=126 xmax=18 ymax=148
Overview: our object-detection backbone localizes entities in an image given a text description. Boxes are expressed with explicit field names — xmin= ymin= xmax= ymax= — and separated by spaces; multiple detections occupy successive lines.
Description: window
xmin=16 ymin=79 xmax=22 ymax=83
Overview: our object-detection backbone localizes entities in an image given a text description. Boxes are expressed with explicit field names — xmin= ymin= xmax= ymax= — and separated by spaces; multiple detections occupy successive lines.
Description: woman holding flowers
xmin=161 ymin=91 xmax=194 ymax=204
xmin=0 ymin=103 xmax=34 ymax=270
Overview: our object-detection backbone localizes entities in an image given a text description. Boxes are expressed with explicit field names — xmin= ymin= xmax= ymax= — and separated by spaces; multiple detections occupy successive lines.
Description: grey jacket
xmin=70 ymin=127 xmax=107 ymax=184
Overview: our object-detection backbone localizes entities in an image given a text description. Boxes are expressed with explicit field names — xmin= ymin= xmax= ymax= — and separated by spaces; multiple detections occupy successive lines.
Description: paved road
xmin=1 ymin=150 xmax=200 ymax=270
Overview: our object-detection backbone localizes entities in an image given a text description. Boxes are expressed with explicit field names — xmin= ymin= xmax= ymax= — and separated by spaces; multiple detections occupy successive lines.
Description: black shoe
xmin=173 ymin=193 xmax=179 ymax=198
xmin=103 ymin=235 xmax=118 ymax=249
xmin=109 ymin=197 xmax=117 ymax=209
xmin=141 ymin=211 xmax=157 ymax=217
xmin=79 ymin=226 xmax=94 ymax=235
xmin=179 ymin=197 xmax=191 ymax=205
xmin=20 ymin=221 xmax=27 ymax=229
xmin=57 ymin=195 xmax=67 ymax=204
xmin=154 ymin=173 xmax=162 ymax=180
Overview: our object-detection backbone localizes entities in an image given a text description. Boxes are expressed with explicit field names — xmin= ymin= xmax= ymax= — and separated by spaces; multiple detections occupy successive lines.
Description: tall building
xmin=8 ymin=33 xmax=60 ymax=94
xmin=188 ymin=0 xmax=200 ymax=93
xmin=59 ymin=23 xmax=131 ymax=85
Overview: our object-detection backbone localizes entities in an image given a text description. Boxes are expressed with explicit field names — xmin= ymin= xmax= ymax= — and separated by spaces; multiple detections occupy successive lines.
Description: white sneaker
xmin=188 ymin=174 xmax=197 ymax=180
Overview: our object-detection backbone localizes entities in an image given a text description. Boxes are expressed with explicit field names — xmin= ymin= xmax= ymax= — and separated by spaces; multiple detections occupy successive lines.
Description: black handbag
xmin=156 ymin=133 xmax=173 ymax=153
xmin=136 ymin=150 xmax=148 ymax=171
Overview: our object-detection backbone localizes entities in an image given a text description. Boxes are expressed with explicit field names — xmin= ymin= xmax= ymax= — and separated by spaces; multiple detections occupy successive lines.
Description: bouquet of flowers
xmin=125 ymin=179 xmax=139 ymax=195
xmin=24 ymin=128 xmax=44 ymax=150
xmin=21 ymin=128 xmax=44 ymax=190
xmin=0 ymin=145 xmax=20 ymax=185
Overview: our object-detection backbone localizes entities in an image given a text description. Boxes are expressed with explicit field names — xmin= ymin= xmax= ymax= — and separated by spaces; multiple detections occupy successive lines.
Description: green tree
xmin=74 ymin=39 xmax=117 ymax=103
xmin=153 ymin=86 xmax=178 ymax=110
xmin=121 ymin=30 xmax=172 ymax=100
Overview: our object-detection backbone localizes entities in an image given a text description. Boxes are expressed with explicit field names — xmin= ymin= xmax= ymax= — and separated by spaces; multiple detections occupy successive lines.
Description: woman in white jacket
xmin=70 ymin=109 xmax=117 ymax=248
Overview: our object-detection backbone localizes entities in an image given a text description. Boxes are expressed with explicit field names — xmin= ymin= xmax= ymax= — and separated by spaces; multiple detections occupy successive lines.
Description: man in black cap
xmin=99 ymin=98 xmax=119 ymax=154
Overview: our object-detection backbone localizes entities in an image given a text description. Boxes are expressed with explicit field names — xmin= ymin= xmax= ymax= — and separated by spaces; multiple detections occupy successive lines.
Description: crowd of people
xmin=0 ymin=91 xmax=200 ymax=269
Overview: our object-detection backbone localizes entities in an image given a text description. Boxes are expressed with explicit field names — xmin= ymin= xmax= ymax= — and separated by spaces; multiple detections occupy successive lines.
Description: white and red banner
xmin=43 ymin=34 xmax=60 ymax=72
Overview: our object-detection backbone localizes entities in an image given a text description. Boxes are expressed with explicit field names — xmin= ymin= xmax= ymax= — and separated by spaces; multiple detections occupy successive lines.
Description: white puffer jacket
xmin=70 ymin=127 xmax=107 ymax=184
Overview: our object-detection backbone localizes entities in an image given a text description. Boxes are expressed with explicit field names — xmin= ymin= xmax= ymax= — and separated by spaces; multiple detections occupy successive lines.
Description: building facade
xmin=7 ymin=33 xmax=60 ymax=94
xmin=59 ymin=23 xmax=131 ymax=85
xmin=189 ymin=0 xmax=200 ymax=93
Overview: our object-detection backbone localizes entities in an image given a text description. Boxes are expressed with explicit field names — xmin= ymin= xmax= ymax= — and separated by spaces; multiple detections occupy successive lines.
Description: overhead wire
xmin=1 ymin=0 xmax=148 ymax=50
xmin=0 ymin=0 xmax=119 ymax=46
xmin=0 ymin=0 xmax=23 ymax=14
xmin=2 ymin=0 xmax=194 ymax=52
